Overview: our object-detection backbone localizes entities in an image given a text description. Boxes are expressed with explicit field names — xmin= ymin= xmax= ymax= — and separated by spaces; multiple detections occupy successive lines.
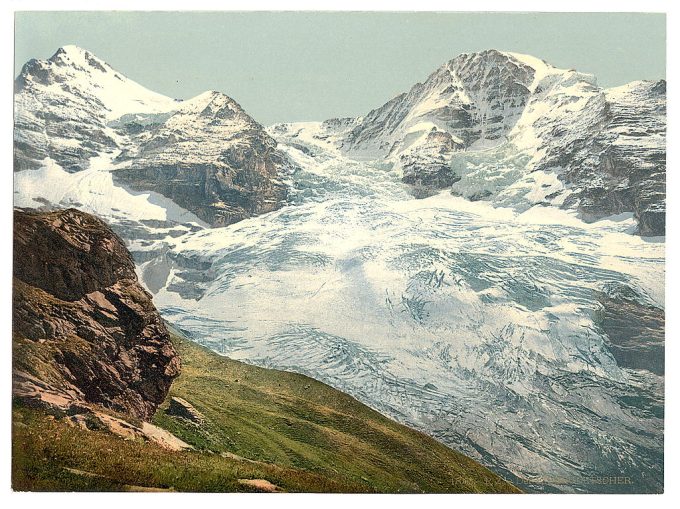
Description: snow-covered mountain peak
xmin=15 ymin=46 xmax=290 ymax=227
xmin=17 ymin=46 xmax=180 ymax=121
xmin=49 ymin=45 xmax=111 ymax=72
xmin=446 ymin=48 xmax=532 ymax=69
xmin=177 ymin=90 xmax=249 ymax=120
xmin=440 ymin=49 xmax=558 ymax=92
xmin=284 ymin=48 xmax=664 ymax=235
xmin=338 ymin=49 xmax=550 ymax=162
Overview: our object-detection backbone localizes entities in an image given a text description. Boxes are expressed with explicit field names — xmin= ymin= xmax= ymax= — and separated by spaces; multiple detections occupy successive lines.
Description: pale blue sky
xmin=15 ymin=11 xmax=666 ymax=125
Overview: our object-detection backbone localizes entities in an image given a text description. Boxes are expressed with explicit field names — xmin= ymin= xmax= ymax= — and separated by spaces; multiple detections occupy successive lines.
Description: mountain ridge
xmin=14 ymin=45 xmax=290 ymax=227
xmin=15 ymin=46 xmax=665 ymax=234
xmin=280 ymin=48 xmax=665 ymax=235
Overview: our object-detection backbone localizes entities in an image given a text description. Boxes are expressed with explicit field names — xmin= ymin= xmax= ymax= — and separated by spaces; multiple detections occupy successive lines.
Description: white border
xmin=1 ymin=2 xmax=674 ymax=509
xmin=1 ymin=0 xmax=673 ymax=12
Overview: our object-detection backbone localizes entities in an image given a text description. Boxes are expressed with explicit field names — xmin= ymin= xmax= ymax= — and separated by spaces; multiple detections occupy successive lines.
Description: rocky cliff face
xmin=13 ymin=208 xmax=180 ymax=420
xmin=112 ymin=91 xmax=288 ymax=226
xmin=14 ymin=46 xmax=290 ymax=227
xmin=318 ymin=50 xmax=666 ymax=235
xmin=558 ymin=80 xmax=666 ymax=236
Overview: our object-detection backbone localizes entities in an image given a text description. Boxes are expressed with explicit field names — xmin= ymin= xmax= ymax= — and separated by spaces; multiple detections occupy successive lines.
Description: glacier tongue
xmin=145 ymin=131 xmax=664 ymax=493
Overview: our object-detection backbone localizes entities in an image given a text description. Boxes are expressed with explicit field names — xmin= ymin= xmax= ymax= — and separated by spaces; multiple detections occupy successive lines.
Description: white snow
xmin=50 ymin=45 xmax=180 ymax=120
xmin=504 ymin=51 xmax=558 ymax=91
xmin=14 ymin=156 xmax=206 ymax=225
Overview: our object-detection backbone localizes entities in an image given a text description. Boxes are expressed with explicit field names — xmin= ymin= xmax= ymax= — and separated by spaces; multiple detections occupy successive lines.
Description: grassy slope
xmin=12 ymin=405 xmax=364 ymax=492
xmin=12 ymin=331 xmax=519 ymax=493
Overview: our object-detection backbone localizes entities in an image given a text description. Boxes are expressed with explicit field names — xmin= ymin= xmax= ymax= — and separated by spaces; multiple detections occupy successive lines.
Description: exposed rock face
xmin=322 ymin=50 xmax=666 ymax=236
xmin=595 ymin=283 xmax=665 ymax=375
xmin=14 ymin=46 xmax=291 ymax=227
xmin=166 ymin=396 xmax=205 ymax=424
xmin=13 ymin=208 xmax=180 ymax=420
xmin=558 ymin=80 xmax=666 ymax=235
xmin=63 ymin=405 xmax=193 ymax=451
xmin=112 ymin=91 xmax=288 ymax=226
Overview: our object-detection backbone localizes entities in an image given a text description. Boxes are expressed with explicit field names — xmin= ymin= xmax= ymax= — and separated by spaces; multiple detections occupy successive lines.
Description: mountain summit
xmin=287 ymin=49 xmax=666 ymax=235
xmin=14 ymin=46 xmax=290 ymax=227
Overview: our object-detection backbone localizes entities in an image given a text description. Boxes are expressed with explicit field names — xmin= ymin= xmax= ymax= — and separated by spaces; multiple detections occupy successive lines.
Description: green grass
xmin=12 ymin=329 xmax=520 ymax=493
xmin=152 ymin=330 xmax=518 ymax=493
xmin=12 ymin=405 xmax=367 ymax=493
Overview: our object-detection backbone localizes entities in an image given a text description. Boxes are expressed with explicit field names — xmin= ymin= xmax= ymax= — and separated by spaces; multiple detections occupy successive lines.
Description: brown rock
xmin=237 ymin=479 xmax=283 ymax=493
xmin=166 ymin=396 xmax=205 ymax=424
xmin=13 ymin=208 xmax=180 ymax=421
xmin=63 ymin=408 xmax=192 ymax=451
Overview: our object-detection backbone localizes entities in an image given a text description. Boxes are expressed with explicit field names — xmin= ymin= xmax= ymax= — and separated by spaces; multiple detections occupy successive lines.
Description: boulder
xmin=166 ymin=396 xmax=205 ymax=424
xmin=13 ymin=208 xmax=181 ymax=421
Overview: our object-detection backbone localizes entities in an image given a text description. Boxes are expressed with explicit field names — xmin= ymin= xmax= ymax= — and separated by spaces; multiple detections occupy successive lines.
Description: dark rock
xmin=594 ymin=283 xmax=665 ymax=375
xmin=553 ymin=80 xmax=666 ymax=235
xmin=166 ymin=396 xmax=205 ymax=424
xmin=112 ymin=92 xmax=290 ymax=227
xmin=13 ymin=208 xmax=181 ymax=420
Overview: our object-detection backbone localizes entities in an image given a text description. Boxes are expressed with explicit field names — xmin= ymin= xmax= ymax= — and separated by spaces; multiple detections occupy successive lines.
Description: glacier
xmin=18 ymin=128 xmax=659 ymax=493
xmin=13 ymin=46 xmax=665 ymax=494
xmin=14 ymin=125 xmax=665 ymax=493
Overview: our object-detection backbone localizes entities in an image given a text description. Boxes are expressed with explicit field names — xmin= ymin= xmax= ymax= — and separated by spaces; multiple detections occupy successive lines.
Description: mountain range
xmin=13 ymin=46 xmax=666 ymax=493
xmin=277 ymin=49 xmax=666 ymax=235
xmin=15 ymin=46 xmax=290 ymax=227
xmin=15 ymin=46 xmax=665 ymax=235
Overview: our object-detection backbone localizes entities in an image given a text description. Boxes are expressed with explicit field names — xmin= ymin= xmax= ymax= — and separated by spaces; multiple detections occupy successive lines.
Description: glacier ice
xmin=146 ymin=135 xmax=664 ymax=493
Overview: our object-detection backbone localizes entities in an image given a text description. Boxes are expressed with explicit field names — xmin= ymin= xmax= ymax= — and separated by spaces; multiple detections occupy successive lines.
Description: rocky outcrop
xmin=112 ymin=92 xmax=288 ymax=226
xmin=66 ymin=409 xmax=192 ymax=451
xmin=13 ymin=208 xmax=180 ymax=421
xmin=558 ymin=80 xmax=666 ymax=235
xmin=595 ymin=283 xmax=665 ymax=375
xmin=166 ymin=396 xmax=204 ymax=424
